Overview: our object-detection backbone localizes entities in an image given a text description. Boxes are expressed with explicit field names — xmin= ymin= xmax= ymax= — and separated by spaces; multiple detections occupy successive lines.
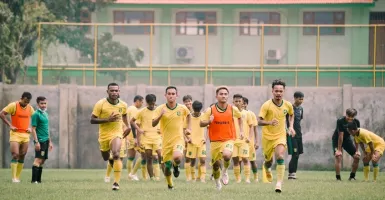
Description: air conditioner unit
xmin=265 ymin=49 xmax=281 ymax=64
xmin=175 ymin=46 xmax=194 ymax=60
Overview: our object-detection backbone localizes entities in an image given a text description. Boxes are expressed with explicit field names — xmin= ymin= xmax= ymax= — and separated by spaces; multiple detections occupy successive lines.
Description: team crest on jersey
xmin=283 ymin=109 xmax=288 ymax=115
xmin=41 ymin=151 xmax=45 ymax=156
xmin=176 ymin=111 xmax=181 ymax=116
xmin=119 ymin=108 xmax=122 ymax=113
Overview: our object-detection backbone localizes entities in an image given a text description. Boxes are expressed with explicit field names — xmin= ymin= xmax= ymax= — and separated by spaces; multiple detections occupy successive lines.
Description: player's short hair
xmin=165 ymin=86 xmax=177 ymax=93
xmin=36 ymin=96 xmax=46 ymax=104
xmin=294 ymin=91 xmax=304 ymax=98
xmin=145 ymin=94 xmax=156 ymax=103
xmin=346 ymin=108 xmax=357 ymax=117
xmin=107 ymin=82 xmax=119 ymax=89
xmin=272 ymin=79 xmax=286 ymax=89
xmin=183 ymin=95 xmax=192 ymax=102
xmin=21 ymin=92 xmax=32 ymax=100
xmin=133 ymin=95 xmax=143 ymax=102
xmin=243 ymin=97 xmax=249 ymax=105
xmin=192 ymin=101 xmax=203 ymax=112
xmin=233 ymin=94 xmax=243 ymax=99
xmin=215 ymin=86 xmax=229 ymax=94
xmin=347 ymin=122 xmax=358 ymax=131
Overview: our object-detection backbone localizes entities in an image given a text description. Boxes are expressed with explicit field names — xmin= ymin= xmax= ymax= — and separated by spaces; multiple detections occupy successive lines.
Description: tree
xmin=0 ymin=0 xmax=144 ymax=84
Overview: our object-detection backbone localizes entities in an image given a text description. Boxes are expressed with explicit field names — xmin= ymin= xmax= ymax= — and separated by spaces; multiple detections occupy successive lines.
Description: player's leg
xmin=32 ymin=141 xmax=45 ymax=183
xmin=262 ymin=137 xmax=274 ymax=183
xmin=241 ymin=143 xmax=250 ymax=183
xmin=274 ymin=144 xmax=286 ymax=193
xmin=110 ymin=137 xmax=123 ymax=190
xmin=153 ymin=149 xmax=161 ymax=181
xmin=185 ymin=143 xmax=193 ymax=181
xmin=190 ymin=158 xmax=196 ymax=181
xmin=197 ymin=145 xmax=207 ymax=183
xmin=249 ymin=143 xmax=258 ymax=182
xmin=210 ymin=142 xmax=223 ymax=190
xmin=104 ymin=151 xmax=113 ymax=182
xmin=221 ymin=140 xmax=234 ymax=185
xmin=332 ymin=139 xmax=342 ymax=181
xmin=35 ymin=141 xmax=49 ymax=183
xmin=362 ymin=151 xmax=371 ymax=181
xmin=145 ymin=148 xmax=155 ymax=180
xmin=139 ymin=151 xmax=148 ymax=180
xmin=172 ymin=144 xmax=184 ymax=179
xmin=127 ymin=147 xmax=137 ymax=180
xmin=232 ymin=144 xmax=241 ymax=183
xmin=371 ymin=150 xmax=382 ymax=181
xmin=163 ymin=147 xmax=174 ymax=189
xmin=343 ymin=139 xmax=359 ymax=180
xmin=16 ymin=141 xmax=29 ymax=181
xmin=9 ymin=141 xmax=21 ymax=182
xmin=288 ymin=137 xmax=299 ymax=180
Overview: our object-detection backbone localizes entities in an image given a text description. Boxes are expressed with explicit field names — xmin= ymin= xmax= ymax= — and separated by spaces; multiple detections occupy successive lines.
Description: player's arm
xmin=152 ymin=107 xmax=164 ymax=127
xmin=0 ymin=103 xmax=16 ymax=130
xmin=336 ymin=120 xmax=344 ymax=152
xmin=200 ymin=108 xmax=212 ymax=127
xmin=234 ymin=107 xmax=243 ymax=133
xmin=368 ymin=142 xmax=375 ymax=155
xmin=359 ymin=142 xmax=365 ymax=152
xmin=257 ymin=103 xmax=273 ymax=126
xmin=0 ymin=110 xmax=13 ymax=129
xmin=186 ymin=113 xmax=192 ymax=132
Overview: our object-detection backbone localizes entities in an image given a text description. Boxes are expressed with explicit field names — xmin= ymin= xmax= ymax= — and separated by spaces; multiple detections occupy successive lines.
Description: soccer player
xmin=90 ymin=83 xmax=131 ymax=190
xmin=185 ymin=101 xmax=207 ymax=183
xmin=243 ymin=97 xmax=259 ymax=182
xmin=126 ymin=95 xmax=144 ymax=181
xmin=152 ymin=86 xmax=191 ymax=190
xmin=333 ymin=108 xmax=360 ymax=181
xmin=182 ymin=95 xmax=193 ymax=180
xmin=258 ymin=79 xmax=294 ymax=193
xmin=131 ymin=94 xmax=162 ymax=181
xmin=232 ymin=94 xmax=253 ymax=183
xmin=347 ymin=122 xmax=385 ymax=182
xmin=200 ymin=86 xmax=243 ymax=190
xmin=0 ymin=92 xmax=34 ymax=183
xmin=287 ymin=91 xmax=304 ymax=180
xmin=31 ymin=96 xmax=52 ymax=184
xmin=105 ymin=134 xmax=127 ymax=183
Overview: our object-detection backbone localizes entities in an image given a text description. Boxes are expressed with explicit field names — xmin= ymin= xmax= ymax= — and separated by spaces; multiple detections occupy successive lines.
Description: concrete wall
xmin=1 ymin=83 xmax=384 ymax=170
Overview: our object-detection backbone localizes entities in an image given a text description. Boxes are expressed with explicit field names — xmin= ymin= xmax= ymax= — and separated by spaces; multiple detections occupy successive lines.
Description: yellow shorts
xmin=232 ymin=140 xmax=249 ymax=158
xmin=186 ymin=143 xmax=207 ymax=159
xmin=262 ymin=136 xmax=286 ymax=161
xmin=128 ymin=138 xmax=136 ymax=149
xmin=99 ymin=135 xmax=122 ymax=152
xmin=210 ymin=140 xmax=234 ymax=165
xmin=9 ymin=132 xmax=29 ymax=144
xmin=162 ymin=141 xmax=184 ymax=163
xmin=143 ymin=138 xmax=162 ymax=152
xmin=249 ymin=142 xmax=256 ymax=161
xmin=366 ymin=144 xmax=385 ymax=156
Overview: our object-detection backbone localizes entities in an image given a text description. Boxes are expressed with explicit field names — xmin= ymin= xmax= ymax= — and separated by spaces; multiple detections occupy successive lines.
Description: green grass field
xmin=0 ymin=169 xmax=384 ymax=200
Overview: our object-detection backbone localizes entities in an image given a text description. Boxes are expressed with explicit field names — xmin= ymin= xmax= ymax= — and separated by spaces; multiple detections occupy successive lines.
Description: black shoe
xmin=168 ymin=185 xmax=174 ymax=190
xmin=348 ymin=177 xmax=356 ymax=181
xmin=112 ymin=182 xmax=120 ymax=191
xmin=173 ymin=165 xmax=180 ymax=178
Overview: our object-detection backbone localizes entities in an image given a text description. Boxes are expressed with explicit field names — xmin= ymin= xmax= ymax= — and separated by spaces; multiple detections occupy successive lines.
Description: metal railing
xmin=37 ymin=22 xmax=385 ymax=87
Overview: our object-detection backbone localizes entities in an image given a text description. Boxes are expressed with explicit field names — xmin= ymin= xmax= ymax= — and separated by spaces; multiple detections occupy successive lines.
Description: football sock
xmin=244 ymin=165 xmax=251 ymax=181
xmin=234 ymin=165 xmax=241 ymax=181
xmin=11 ymin=159 xmax=17 ymax=179
xmin=113 ymin=159 xmax=122 ymax=184
xmin=373 ymin=163 xmax=379 ymax=181
xmin=276 ymin=159 xmax=285 ymax=183
xmin=16 ymin=160 xmax=24 ymax=179
xmin=106 ymin=161 xmax=113 ymax=177
xmin=185 ymin=163 xmax=191 ymax=180
xmin=363 ymin=164 xmax=370 ymax=181
xmin=127 ymin=157 xmax=134 ymax=174
xmin=199 ymin=165 xmax=206 ymax=180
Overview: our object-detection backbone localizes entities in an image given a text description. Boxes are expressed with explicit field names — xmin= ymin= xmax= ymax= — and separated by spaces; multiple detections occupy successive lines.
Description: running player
xmin=185 ymin=101 xmax=207 ymax=183
xmin=0 ymin=92 xmax=34 ymax=183
xmin=232 ymin=94 xmax=253 ymax=183
xmin=243 ymin=97 xmax=259 ymax=182
xmin=90 ymin=83 xmax=131 ymax=190
xmin=333 ymin=108 xmax=360 ymax=181
xmin=126 ymin=95 xmax=144 ymax=181
xmin=105 ymin=130 xmax=127 ymax=183
xmin=258 ymin=79 xmax=294 ymax=193
xmin=31 ymin=96 xmax=52 ymax=184
xmin=347 ymin=122 xmax=385 ymax=182
xmin=131 ymin=94 xmax=162 ymax=181
xmin=287 ymin=91 xmax=304 ymax=180
xmin=183 ymin=95 xmax=193 ymax=181
xmin=152 ymin=86 xmax=191 ymax=190
xmin=200 ymin=86 xmax=243 ymax=190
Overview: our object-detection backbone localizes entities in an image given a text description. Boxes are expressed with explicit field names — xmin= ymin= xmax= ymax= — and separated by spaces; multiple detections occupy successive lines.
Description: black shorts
xmin=35 ymin=141 xmax=49 ymax=160
xmin=332 ymin=138 xmax=355 ymax=157
xmin=287 ymin=135 xmax=303 ymax=155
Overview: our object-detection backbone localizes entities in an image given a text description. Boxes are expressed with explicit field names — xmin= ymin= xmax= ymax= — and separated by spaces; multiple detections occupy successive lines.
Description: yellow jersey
xmin=92 ymin=98 xmax=127 ymax=140
xmin=258 ymin=99 xmax=293 ymax=140
xmin=127 ymin=105 xmax=139 ymax=140
xmin=248 ymin=110 xmax=258 ymax=141
xmin=135 ymin=107 xmax=160 ymax=142
xmin=354 ymin=128 xmax=385 ymax=149
xmin=189 ymin=113 xmax=205 ymax=145
xmin=154 ymin=103 xmax=190 ymax=149
xmin=234 ymin=109 xmax=253 ymax=139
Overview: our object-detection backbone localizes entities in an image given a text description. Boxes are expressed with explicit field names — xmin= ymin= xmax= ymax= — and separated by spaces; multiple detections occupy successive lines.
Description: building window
xmin=303 ymin=12 xmax=345 ymax=36
xmin=80 ymin=9 xmax=91 ymax=33
xmin=240 ymin=12 xmax=281 ymax=36
xmin=113 ymin=11 xmax=155 ymax=35
xmin=176 ymin=11 xmax=217 ymax=35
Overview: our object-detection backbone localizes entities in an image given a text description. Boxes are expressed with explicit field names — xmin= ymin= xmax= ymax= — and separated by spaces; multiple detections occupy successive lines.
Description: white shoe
xmin=275 ymin=182 xmax=282 ymax=193
xmin=245 ymin=179 xmax=251 ymax=184
xmin=215 ymin=179 xmax=222 ymax=191
xmin=128 ymin=173 xmax=139 ymax=181
xmin=104 ymin=177 xmax=110 ymax=183
xmin=12 ymin=179 xmax=20 ymax=183
xmin=221 ymin=172 xmax=229 ymax=185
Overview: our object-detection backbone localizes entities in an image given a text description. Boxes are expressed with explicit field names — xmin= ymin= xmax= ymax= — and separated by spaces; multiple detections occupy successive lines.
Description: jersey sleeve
xmin=360 ymin=131 xmax=372 ymax=144
xmin=258 ymin=103 xmax=268 ymax=119
xmin=2 ymin=102 xmax=16 ymax=115
xmin=30 ymin=106 xmax=35 ymax=115
xmin=183 ymin=105 xmax=190 ymax=117
xmin=356 ymin=119 xmax=360 ymax=128
xmin=153 ymin=105 xmax=162 ymax=120
xmin=232 ymin=106 xmax=242 ymax=119
xmin=31 ymin=113 xmax=38 ymax=127
xmin=301 ymin=107 xmax=304 ymax=120
xmin=251 ymin=112 xmax=258 ymax=126
xmin=337 ymin=119 xmax=344 ymax=133
xmin=247 ymin=112 xmax=253 ymax=126
xmin=91 ymin=101 xmax=102 ymax=117
xmin=287 ymin=102 xmax=294 ymax=116
xmin=134 ymin=110 xmax=142 ymax=125
xmin=202 ymin=107 xmax=211 ymax=121
xmin=354 ymin=136 xmax=360 ymax=144
xmin=122 ymin=103 xmax=127 ymax=115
